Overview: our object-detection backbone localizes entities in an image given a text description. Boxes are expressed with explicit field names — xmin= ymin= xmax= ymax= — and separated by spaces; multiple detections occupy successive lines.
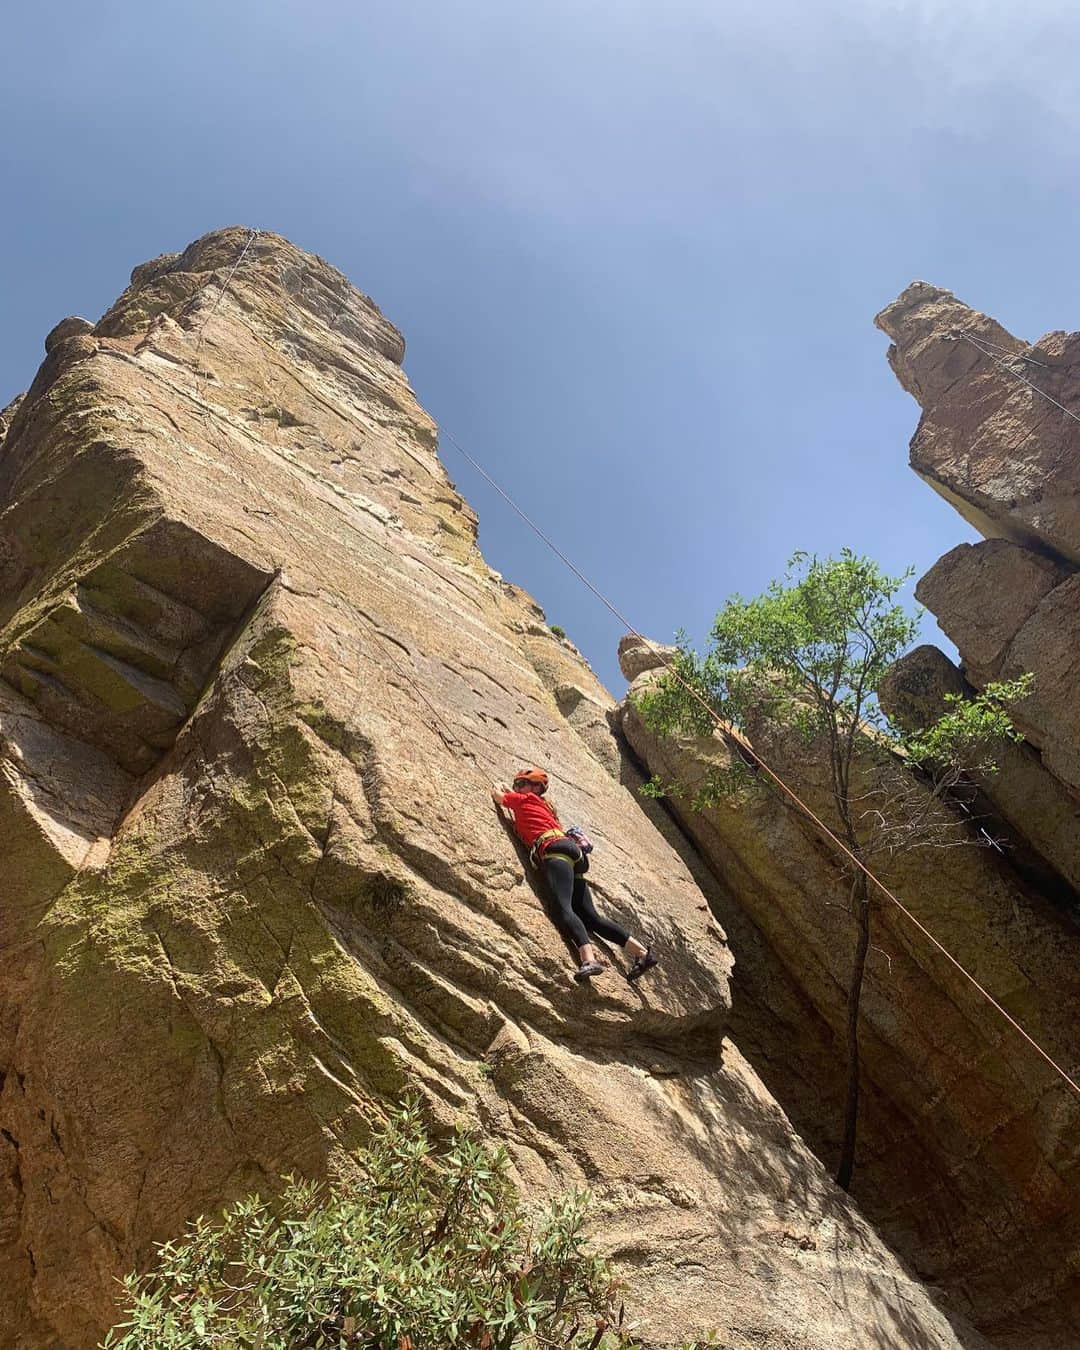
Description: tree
xmin=103 ymin=1099 xmax=646 ymax=1349
xmin=633 ymin=550 xmax=1031 ymax=1192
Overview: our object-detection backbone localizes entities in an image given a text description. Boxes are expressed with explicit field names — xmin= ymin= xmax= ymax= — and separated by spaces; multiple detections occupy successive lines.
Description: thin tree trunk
xmin=836 ymin=872 xmax=870 ymax=1192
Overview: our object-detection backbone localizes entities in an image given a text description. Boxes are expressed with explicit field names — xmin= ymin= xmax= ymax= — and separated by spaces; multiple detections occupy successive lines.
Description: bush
xmin=549 ymin=625 xmax=567 ymax=640
xmin=903 ymin=674 xmax=1034 ymax=775
xmin=103 ymin=1100 xmax=640 ymax=1349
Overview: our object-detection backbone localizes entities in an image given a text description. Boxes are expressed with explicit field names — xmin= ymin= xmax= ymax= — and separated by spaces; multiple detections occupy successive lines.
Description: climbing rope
xmin=949 ymin=330 xmax=1049 ymax=368
xmin=439 ymin=428 xmax=1080 ymax=1101
xmin=191 ymin=228 xmax=1080 ymax=1099
xmin=194 ymin=228 xmax=261 ymax=356
xmin=951 ymin=328 xmax=1080 ymax=424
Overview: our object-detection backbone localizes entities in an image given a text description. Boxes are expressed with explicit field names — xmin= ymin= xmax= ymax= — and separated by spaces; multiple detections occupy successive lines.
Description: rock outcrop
xmin=875 ymin=282 xmax=1080 ymax=564
xmin=878 ymin=645 xmax=1080 ymax=901
xmin=872 ymin=283 xmax=1080 ymax=1340
xmin=873 ymin=285 xmax=1080 ymax=875
xmin=616 ymin=284 xmax=1080 ymax=1346
xmin=0 ymin=231 xmax=985 ymax=1348
xmin=875 ymin=285 xmax=1080 ymax=808
xmin=616 ymin=637 xmax=1080 ymax=1348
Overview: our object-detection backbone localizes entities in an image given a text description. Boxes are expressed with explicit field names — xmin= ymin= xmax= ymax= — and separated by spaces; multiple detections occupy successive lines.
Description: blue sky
xmin=3 ymin=1 xmax=1078 ymax=691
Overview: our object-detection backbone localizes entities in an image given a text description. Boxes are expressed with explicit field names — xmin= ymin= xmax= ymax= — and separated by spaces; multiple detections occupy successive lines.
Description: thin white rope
xmin=195 ymin=228 xmax=260 ymax=355
xmin=951 ymin=330 xmax=1049 ymax=367
xmin=954 ymin=329 xmax=1080 ymax=420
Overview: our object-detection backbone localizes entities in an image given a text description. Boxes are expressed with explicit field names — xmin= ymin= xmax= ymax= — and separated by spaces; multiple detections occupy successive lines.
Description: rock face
xmin=875 ymin=282 xmax=1080 ymax=564
xmin=0 ymin=230 xmax=985 ymax=1348
xmin=875 ymin=283 xmax=1080 ymax=858
xmin=617 ymin=637 xmax=1080 ymax=1348
xmin=875 ymin=284 xmax=1080 ymax=803
xmin=873 ymin=287 xmax=1080 ymax=1343
xmin=879 ymin=645 xmax=1080 ymax=900
xmin=619 ymin=283 xmax=1080 ymax=1346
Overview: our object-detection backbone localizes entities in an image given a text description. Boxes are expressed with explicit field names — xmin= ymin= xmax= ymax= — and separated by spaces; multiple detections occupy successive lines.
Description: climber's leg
xmin=571 ymin=875 xmax=631 ymax=946
xmin=572 ymin=877 xmax=657 ymax=978
xmin=542 ymin=854 xmax=590 ymax=947
xmin=541 ymin=856 xmax=607 ymax=979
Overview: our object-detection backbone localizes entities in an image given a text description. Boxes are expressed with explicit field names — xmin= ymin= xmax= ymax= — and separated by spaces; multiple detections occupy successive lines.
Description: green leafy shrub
xmin=903 ymin=674 xmax=1034 ymax=774
xmin=103 ymin=1100 xmax=640 ymax=1349
xmin=549 ymin=624 xmax=567 ymax=640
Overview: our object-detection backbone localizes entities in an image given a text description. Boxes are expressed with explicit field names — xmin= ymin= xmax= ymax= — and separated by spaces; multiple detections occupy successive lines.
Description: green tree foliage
xmin=635 ymin=550 xmax=920 ymax=802
xmin=103 ymin=1100 xmax=646 ymax=1349
xmin=904 ymin=674 xmax=1033 ymax=775
xmin=632 ymin=550 xmax=1032 ymax=1189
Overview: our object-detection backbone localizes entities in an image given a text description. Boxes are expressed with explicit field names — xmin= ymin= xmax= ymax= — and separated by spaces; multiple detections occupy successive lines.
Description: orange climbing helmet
xmin=513 ymin=766 xmax=549 ymax=794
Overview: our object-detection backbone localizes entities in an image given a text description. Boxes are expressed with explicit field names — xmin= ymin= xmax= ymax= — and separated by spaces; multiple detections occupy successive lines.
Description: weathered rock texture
xmin=874 ymin=285 xmax=1080 ymax=873
xmin=0 ymin=231 xmax=985 ymax=1348
xmin=620 ymin=283 xmax=1080 ymax=1346
xmin=879 ymin=645 xmax=1080 ymax=901
xmin=876 ymin=282 xmax=1080 ymax=564
xmin=617 ymin=638 xmax=1080 ymax=1349
xmin=876 ymin=285 xmax=1080 ymax=810
xmin=872 ymin=283 xmax=1080 ymax=1340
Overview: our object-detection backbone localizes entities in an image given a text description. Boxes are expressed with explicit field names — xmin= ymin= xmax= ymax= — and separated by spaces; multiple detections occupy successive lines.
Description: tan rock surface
xmin=0 ymin=229 xmax=983 ymax=1348
xmin=617 ymin=634 xmax=678 ymax=683
xmin=875 ymin=283 xmax=1080 ymax=564
xmin=881 ymin=279 xmax=1080 ymax=828
xmin=879 ymin=645 xmax=1080 ymax=899
xmin=617 ymin=641 xmax=1080 ymax=1347
xmin=915 ymin=541 xmax=1070 ymax=686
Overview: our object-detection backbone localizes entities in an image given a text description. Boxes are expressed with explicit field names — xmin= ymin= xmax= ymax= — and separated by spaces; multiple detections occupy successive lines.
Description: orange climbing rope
xmin=439 ymin=426 xmax=1080 ymax=1102
xmin=195 ymin=228 xmax=1080 ymax=1101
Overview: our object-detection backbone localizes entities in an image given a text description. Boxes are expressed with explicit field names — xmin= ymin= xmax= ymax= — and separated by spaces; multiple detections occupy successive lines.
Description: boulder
xmin=879 ymin=645 xmax=1080 ymax=898
xmin=916 ymin=540 xmax=1070 ymax=685
xmin=617 ymin=632 xmax=678 ymax=681
xmin=876 ymin=282 xmax=1080 ymax=564
xmin=43 ymin=316 xmax=93 ymax=354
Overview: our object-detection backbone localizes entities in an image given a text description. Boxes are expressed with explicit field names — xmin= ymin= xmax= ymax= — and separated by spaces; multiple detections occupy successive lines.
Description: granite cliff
xmin=618 ymin=284 xmax=1080 ymax=1347
xmin=0 ymin=231 xmax=989 ymax=1348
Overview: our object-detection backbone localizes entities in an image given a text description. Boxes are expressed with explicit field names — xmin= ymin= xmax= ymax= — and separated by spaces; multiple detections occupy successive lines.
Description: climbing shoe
xmin=627 ymin=948 xmax=659 ymax=983
xmin=574 ymin=960 xmax=606 ymax=982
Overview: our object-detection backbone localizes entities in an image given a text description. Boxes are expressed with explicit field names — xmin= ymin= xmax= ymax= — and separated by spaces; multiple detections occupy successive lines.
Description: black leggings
xmin=541 ymin=852 xmax=630 ymax=950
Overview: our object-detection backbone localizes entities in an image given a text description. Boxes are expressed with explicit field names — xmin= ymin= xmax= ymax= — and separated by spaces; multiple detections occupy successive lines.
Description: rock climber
xmin=491 ymin=767 xmax=659 ymax=984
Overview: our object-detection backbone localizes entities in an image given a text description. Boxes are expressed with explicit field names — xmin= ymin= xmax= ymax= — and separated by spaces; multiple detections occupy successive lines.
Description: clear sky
xmin=3 ymin=2 xmax=1077 ymax=691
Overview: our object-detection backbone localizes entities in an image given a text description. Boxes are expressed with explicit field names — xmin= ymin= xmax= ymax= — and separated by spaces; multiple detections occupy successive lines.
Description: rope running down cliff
xmin=194 ymin=228 xmax=261 ymax=357
xmin=193 ymin=229 xmax=1080 ymax=1102
xmin=438 ymin=425 xmax=1080 ymax=1102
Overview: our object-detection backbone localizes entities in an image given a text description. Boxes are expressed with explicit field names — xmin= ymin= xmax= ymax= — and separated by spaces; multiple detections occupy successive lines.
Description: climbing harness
xmin=528 ymin=827 xmax=568 ymax=868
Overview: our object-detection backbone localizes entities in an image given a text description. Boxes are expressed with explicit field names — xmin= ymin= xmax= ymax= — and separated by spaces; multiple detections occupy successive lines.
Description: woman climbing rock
xmin=491 ymin=767 xmax=659 ymax=984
